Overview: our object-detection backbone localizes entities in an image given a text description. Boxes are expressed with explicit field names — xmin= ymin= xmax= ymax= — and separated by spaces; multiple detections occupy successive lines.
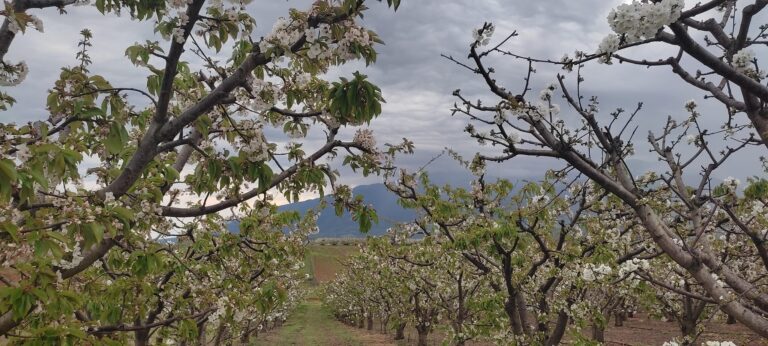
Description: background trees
xmin=445 ymin=0 xmax=768 ymax=339
xmin=328 ymin=1 xmax=768 ymax=345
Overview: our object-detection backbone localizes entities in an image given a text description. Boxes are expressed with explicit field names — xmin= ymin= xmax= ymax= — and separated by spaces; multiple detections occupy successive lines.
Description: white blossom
xmin=353 ymin=128 xmax=376 ymax=152
xmin=596 ymin=34 xmax=620 ymax=64
xmin=472 ymin=24 xmax=494 ymax=46
xmin=172 ymin=27 xmax=186 ymax=44
xmin=607 ymin=0 xmax=684 ymax=42
xmin=733 ymin=49 xmax=755 ymax=73
xmin=242 ymin=130 xmax=270 ymax=162
xmin=29 ymin=15 xmax=44 ymax=33
xmin=732 ymin=48 xmax=764 ymax=79
xmin=723 ymin=176 xmax=740 ymax=188
xmin=295 ymin=73 xmax=312 ymax=88
xmin=704 ymin=342 xmax=736 ymax=346
xmin=0 ymin=60 xmax=29 ymax=86
xmin=15 ymin=143 xmax=31 ymax=162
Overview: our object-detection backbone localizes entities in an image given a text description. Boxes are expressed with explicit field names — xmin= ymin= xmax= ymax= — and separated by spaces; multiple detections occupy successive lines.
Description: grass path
xmin=253 ymin=298 xmax=394 ymax=346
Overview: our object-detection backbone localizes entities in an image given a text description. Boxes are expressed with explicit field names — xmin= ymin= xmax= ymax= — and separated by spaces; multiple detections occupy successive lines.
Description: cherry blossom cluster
xmin=607 ymin=0 xmax=684 ymax=41
xmin=732 ymin=48 xmax=764 ymax=80
xmin=471 ymin=23 xmax=494 ymax=46
xmin=722 ymin=176 xmax=741 ymax=192
xmin=259 ymin=14 xmax=374 ymax=65
xmin=597 ymin=0 xmax=684 ymax=62
xmin=0 ymin=61 xmax=29 ymax=87
xmin=618 ymin=257 xmax=650 ymax=278
xmin=352 ymin=128 xmax=376 ymax=152
xmin=581 ymin=263 xmax=612 ymax=282
xmin=5 ymin=13 xmax=44 ymax=34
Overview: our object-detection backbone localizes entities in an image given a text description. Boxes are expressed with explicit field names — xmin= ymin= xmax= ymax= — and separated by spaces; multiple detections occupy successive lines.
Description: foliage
xmin=0 ymin=0 xmax=405 ymax=343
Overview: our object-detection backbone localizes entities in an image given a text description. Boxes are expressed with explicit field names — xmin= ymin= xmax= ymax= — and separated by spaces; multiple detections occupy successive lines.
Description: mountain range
xmin=227 ymin=183 xmax=416 ymax=239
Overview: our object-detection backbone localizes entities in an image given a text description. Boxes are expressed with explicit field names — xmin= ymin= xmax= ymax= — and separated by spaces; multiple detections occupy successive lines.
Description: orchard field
xmin=263 ymin=243 xmax=766 ymax=345
xmin=4 ymin=0 xmax=768 ymax=345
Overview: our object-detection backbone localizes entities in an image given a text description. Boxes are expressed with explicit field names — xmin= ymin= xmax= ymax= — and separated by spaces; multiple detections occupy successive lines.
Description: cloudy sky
xmin=3 ymin=0 xmax=765 ymax=203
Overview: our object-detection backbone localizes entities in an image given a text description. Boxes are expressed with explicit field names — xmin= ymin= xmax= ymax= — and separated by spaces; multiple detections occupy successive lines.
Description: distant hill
xmin=225 ymin=174 xmax=563 ymax=238
xmin=228 ymin=183 xmax=416 ymax=239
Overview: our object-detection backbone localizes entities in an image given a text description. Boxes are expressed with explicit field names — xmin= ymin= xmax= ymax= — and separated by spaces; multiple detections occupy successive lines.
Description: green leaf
xmin=257 ymin=163 xmax=273 ymax=191
xmin=0 ymin=159 xmax=18 ymax=201
xmin=27 ymin=166 xmax=49 ymax=190
xmin=112 ymin=206 xmax=134 ymax=225
xmin=0 ymin=159 xmax=17 ymax=181
xmin=83 ymin=223 xmax=105 ymax=248
xmin=105 ymin=122 xmax=127 ymax=155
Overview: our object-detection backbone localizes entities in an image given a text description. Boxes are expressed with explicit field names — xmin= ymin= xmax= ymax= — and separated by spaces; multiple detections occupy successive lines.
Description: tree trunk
xmin=134 ymin=328 xmax=150 ymax=346
xmin=615 ymin=311 xmax=626 ymax=327
xmin=197 ymin=320 xmax=207 ymax=345
xmin=449 ymin=320 xmax=466 ymax=346
xmin=240 ymin=320 xmax=252 ymax=344
xmin=213 ymin=323 xmax=226 ymax=346
xmin=545 ymin=311 xmax=569 ymax=346
xmin=727 ymin=314 xmax=737 ymax=324
xmin=416 ymin=327 xmax=429 ymax=346
xmin=367 ymin=313 xmax=374 ymax=330
xmin=504 ymin=298 xmax=523 ymax=335
xmin=514 ymin=291 xmax=535 ymax=334
xmin=394 ymin=323 xmax=406 ymax=340
xmin=680 ymin=318 xmax=697 ymax=343
xmin=591 ymin=323 xmax=605 ymax=343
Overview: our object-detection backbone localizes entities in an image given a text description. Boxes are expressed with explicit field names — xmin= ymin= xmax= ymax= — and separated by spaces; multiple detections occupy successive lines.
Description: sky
xmin=3 ymin=0 xmax=766 ymax=204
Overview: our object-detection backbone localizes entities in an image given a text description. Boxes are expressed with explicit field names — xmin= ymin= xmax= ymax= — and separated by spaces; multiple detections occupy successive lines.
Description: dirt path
xmin=254 ymin=299 xmax=394 ymax=346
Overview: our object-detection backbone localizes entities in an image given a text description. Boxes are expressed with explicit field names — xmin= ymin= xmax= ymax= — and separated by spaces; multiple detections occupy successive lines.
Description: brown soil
xmin=602 ymin=313 xmax=766 ymax=345
xmin=347 ymin=314 xmax=767 ymax=346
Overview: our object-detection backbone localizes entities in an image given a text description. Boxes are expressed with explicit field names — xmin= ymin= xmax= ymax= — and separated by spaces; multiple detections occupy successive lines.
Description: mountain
xmin=228 ymin=183 xmax=416 ymax=239
xmin=226 ymin=174 xmax=550 ymax=238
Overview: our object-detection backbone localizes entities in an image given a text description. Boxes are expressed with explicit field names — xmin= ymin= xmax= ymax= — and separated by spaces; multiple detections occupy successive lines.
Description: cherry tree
xmin=446 ymin=0 xmax=768 ymax=337
xmin=325 ymin=227 xmax=493 ymax=346
xmin=383 ymin=163 xmax=657 ymax=344
xmin=0 ymin=0 xmax=405 ymax=342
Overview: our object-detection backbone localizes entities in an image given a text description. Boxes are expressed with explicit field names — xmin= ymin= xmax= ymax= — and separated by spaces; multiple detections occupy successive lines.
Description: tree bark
xmin=213 ymin=322 xmax=226 ymax=346
xmin=545 ymin=311 xmax=569 ymax=346
xmin=240 ymin=320 xmax=252 ymax=344
xmin=134 ymin=329 xmax=150 ymax=346
xmin=367 ymin=313 xmax=374 ymax=330
xmin=504 ymin=296 xmax=524 ymax=335
xmin=591 ymin=323 xmax=605 ymax=343
xmin=394 ymin=323 xmax=406 ymax=340
xmin=416 ymin=326 xmax=429 ymax=346
xmin=680 ymin=318 xmax=698 ymax=343
xmin=197 ymin=320 xmax=207 ymax=345
xmin=615 ymin=310 xmax=626 ymax=327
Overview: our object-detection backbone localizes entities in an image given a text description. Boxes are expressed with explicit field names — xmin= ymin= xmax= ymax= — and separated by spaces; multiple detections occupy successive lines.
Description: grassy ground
xmin=253 ymin=296 xmax=393 ymax=346
xmin=304 ymin=244 xmax=359 ymax=284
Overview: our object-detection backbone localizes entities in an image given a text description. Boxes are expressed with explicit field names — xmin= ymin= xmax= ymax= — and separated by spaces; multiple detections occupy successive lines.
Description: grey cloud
xmin=2 ymin=0 xmax=763 ymax=196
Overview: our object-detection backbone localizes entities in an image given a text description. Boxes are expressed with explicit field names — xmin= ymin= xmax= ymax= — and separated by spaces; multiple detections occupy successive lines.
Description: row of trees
xmin=0 ymin=0 xmax=405 ymax=343
xmin=328 ymin=0 xmax=768 ymax=345
xmin=325 ymin=227 xmax=493 ymax=346
xmin=326 ymin=170 xmax=759 ymax=345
